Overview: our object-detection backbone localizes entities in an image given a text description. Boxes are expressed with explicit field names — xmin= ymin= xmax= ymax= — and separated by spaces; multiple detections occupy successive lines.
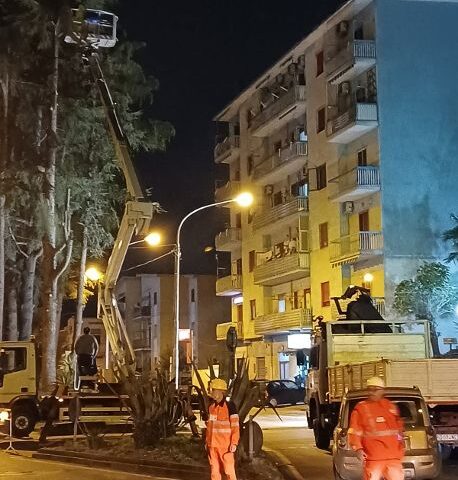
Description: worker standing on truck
xmin=348 ymin=377 xmax=405 ymax=480
xmin=74 ymin=327 xmax=99 ymax=376
xmin=205 ymin=378 xmax=240 ymax=480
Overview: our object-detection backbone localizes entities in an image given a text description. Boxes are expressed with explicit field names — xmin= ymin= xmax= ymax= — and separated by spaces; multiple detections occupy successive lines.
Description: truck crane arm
xmin=86 ymin=52 xmax=157 ymax=377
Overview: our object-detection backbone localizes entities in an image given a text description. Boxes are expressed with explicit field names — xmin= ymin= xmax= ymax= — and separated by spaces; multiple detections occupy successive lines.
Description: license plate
xmin=436 ymin=433 xmax=458 ymax=441
xmin=404 ymin=468 xmax=414 ymax=479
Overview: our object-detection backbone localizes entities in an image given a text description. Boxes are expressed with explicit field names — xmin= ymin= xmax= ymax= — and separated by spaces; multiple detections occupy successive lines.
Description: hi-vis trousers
xmin=364 ymin=460 xmax=404 ymax=480
xmin=208 ymin=447 xmax=237 ymax=480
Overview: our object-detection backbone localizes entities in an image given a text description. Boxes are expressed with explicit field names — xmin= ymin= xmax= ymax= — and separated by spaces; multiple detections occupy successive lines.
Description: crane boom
xmin=87 ymin=52 xmax=156 ymax=377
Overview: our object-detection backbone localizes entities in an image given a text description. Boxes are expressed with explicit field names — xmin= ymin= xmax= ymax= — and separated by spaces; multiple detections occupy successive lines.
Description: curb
xmin=264 ymin=447 xmax=305 ymax=480
xmin=33 ymin=449 xmax=209 ymax=480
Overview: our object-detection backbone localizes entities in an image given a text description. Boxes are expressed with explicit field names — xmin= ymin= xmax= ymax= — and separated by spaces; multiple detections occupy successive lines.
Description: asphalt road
xmin=256 ymin=405 xmax=458 ymax=480
xmin=0 ymin=451 xmax=173 ymax=480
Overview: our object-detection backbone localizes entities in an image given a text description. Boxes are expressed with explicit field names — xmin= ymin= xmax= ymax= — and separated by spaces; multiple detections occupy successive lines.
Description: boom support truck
xmin=0 ymin=9 xmax=157 ymax=437
xmin=305 ymin=287 xmax=458 ymax=457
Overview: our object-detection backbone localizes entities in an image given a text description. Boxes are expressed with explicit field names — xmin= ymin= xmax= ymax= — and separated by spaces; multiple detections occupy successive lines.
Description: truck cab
xmin=0 ymin=341 xmax=40 ymax=436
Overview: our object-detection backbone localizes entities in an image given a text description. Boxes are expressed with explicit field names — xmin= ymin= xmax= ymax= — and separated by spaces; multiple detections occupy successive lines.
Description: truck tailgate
xmin=328 ymin=359 xmax=458 ymax=403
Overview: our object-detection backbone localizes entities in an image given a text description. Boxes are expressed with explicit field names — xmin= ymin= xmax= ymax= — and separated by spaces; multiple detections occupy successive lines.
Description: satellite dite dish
xmin=64 ymin=8 xmax=118 ymax=49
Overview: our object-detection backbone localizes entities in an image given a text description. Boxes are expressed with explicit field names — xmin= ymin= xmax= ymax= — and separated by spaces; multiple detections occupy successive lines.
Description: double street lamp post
xmin=173 ymin=192 xmax=253 ymax=390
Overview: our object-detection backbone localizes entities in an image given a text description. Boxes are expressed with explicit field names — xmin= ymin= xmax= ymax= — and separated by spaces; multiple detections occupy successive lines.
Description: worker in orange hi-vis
xmin=205 ymin=378 xmax=240 ymax=480
xmin=348 ymin=376 xmax=405 ymax=480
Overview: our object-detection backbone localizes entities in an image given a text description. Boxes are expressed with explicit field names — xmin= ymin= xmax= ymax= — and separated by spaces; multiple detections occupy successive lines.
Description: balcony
xmin=216 ymin=321 xmax=243 ymax=341
xmin=254 ymin=252 xmax=310 ymax=287
xmin=216 ymin=274 xmax=243 ymax=296
xmin=330 ymin=166 xmax=380 ymax=202
xmin=214 ymin=135 xmax=240 ymax=164
xmin=254 ymin=308 xmax=312 ymax=336
xmin=250 ymin=85 xmax=306 ymax=138
xmin=326 ymin=40 xmax=376 ymax=85
xmin=214 ymin=180 xmax=241 ymax=203
xmin=253 ymin=142 xmax=308 ymax=185
xmin=253 ymin=197 xmax=308 ymax=232
xmin=327 ymin=103 xmax=378 ymax=144
xmin=330 ymin=231 xmax=383 ymax=265
xmin=215 ymin=227 xmax=241 ymax=252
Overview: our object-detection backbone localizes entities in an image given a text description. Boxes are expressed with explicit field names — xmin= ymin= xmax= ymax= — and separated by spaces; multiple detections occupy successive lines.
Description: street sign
xmin=443 ymin=338 xmax=457 ymax=345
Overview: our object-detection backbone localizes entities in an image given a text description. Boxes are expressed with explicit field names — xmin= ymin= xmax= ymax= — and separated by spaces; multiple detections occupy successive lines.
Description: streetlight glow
xmin=85 ymin=267 xmax=102 ymax=282
xmin=363 ymin=272 xmax=374 ymax=283
xmin=234 ymin=192 xmax=254 ymax=208
xmin=144 ymin=231 xmax=161 ymax=247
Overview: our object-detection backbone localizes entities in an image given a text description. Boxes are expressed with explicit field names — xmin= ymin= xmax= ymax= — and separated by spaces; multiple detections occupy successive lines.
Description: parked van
xmin=332 ymin=387 xmax=441 ymax=480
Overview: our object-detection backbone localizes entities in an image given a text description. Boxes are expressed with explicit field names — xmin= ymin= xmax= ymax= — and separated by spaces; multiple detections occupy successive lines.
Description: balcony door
xmin=359 ymin=210 xmax=369 ymax=232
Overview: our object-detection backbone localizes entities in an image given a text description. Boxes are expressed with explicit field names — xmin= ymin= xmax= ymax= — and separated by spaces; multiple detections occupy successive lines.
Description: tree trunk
xmin=39 ymin=29 xmax=59 ymax=394
xmin=429 ymin=319 xmax=441 ymax=357
xmin=74 ymin=227 xmax=88 ymax=345
xmin=20 ymin=251 xmax=40 ymax=340
xmin=0 ymin=196 xmax=4 ymax=340
xmin=6 ymin=284 xmax=18 ymax=341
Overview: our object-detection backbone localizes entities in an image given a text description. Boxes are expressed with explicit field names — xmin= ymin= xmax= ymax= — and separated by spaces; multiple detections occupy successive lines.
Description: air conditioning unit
xmin=344 ymin=201 xmax=354 ymax=214
xmin=264 ymin=185 xmax=274 ymax=195
xmin=337 ymin=20 xmax=349 ymax=36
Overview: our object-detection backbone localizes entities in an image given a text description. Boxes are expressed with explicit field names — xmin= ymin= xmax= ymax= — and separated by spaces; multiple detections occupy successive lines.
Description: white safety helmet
xmin=366 ymin=376 xmax=385 ymax=389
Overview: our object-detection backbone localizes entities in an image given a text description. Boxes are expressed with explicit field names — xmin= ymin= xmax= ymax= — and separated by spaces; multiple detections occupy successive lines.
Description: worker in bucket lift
xmin=348 ymin=376 xmax=405 ymax=480
xmin=74 ymin=327 xmax=99 ymax=379
xmin=205 ymin=378 xmax=240 ymax=480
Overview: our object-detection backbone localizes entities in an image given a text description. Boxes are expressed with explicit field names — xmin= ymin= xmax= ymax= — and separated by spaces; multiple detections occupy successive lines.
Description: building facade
xmin=213 ymin=0 xmax=458 ymax=381
xmin=116 ymin=274 xmax=230 ymax=373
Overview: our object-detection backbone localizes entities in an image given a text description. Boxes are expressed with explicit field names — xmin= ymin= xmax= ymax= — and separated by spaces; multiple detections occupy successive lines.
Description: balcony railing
xmin=215 ymin=227 xmax=241 ymax=251
xmin=214 ymin=180 xmax=241 ymax=203
xmin=216 ymin=321 xmax=243 ymax=341
xmin=250 ymin=85 xmax=306 ymax=137
xmin=253 ymin=142 xmax=308 ymax=184
xmin=330 ymin=166 xmax=380 ymax=202
xmin=254 ymin=252 xmax=310 ymax=286
xmin=326 ymin=40 xmax=376 ymax=84
xmin=327 ymin=103 xmax=378 ymax=143
xmin=330 ymin=231 xmax=383 ymax=264
xmin=214 ymin=135 xmax=240 ymax=164
xmin=254 ymin=308 xmax=312 ymax=336
xmin=216 ymin=274 xmax=243 ymax=296
xmin=331 ymin=297 xmax=385 ymax=320
xmin=253 ymin=197 xmax=308 ymax=232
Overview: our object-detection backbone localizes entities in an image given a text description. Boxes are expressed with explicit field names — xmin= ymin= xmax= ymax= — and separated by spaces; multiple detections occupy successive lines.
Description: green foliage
xmin=56 ymin=351 xmax=75 ymax=387
xmin=443 ymin=213 xmax=458 ymax=263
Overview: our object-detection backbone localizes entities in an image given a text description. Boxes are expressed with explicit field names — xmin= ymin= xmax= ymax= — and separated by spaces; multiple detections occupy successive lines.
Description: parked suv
xmin=332 ymin=387 xmax=441 ymax=480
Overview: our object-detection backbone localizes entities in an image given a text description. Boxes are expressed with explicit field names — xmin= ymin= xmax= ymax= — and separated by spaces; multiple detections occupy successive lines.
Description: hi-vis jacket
xmin=348 ymin=398 xmax=404 ymax=461
xmin=206 ymin=399 xmax=240 ymax=450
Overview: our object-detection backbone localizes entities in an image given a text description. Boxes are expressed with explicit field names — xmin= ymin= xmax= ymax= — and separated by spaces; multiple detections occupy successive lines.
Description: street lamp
xmin=173 ymin=191 xmax=254 ymax=389
xmin=129 ymin=231 xmax=162 ymax=247
xmin=85 ymin=266 xmax=102 ymax=282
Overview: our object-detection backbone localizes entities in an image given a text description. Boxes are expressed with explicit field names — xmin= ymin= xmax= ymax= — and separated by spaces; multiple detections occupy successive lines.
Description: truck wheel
xmin=313 ymin=418 xmax=331 ymax=450
xmin=12 ymin=406 xmax=36 ymax=437
xmin=306 ymin=414 xmax=313 ymax=429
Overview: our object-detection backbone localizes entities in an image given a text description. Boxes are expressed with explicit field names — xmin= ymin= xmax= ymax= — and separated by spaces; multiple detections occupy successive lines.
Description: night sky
xmin=118 ymin=0 xmax=344 ymax=276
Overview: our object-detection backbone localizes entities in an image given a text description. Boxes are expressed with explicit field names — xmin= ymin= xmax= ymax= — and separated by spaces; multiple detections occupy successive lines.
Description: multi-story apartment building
xmin=116 ymin=274 xmax=230 ymax=373
xmin=213 ymin=0 xmax=458 ymax=381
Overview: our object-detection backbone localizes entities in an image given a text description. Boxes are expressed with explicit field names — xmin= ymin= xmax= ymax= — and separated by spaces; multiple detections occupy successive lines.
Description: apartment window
xmin=317 ymin=107 xmax=326 ymax=133
xmin=278 ymin=295 xmax=286 ymax=313
xmin=303 ymin=288 xmax=311 ymax=310
xmin=190 ymin=288 xmax=195 ymax=303
xmin=273 ymin=191 xmax=283 ymax=206
xmin=273 ymin=140 xmax=282 ymax=152
xmin=316 ymin=50 xmax=324 ymax=77
xmin=237 ymin=304 xmax=243 ymax=323
xmin=316 ymin=163 xmax=327 ymax=190
xmin=235 ymin=212 xmax=242 ymax=228
xmin=358 ymin=148 xmax=368 ymax=166
xmin=249 ymin=250 xmax=256 ymax=272
xmin=321 ymin=281 xmax=330 ymax=307
xmin=247 ymin=155 xmax=254 ymax=176
xmin=250 ymin=299 xmax=257 ymax=320
xmin=319 ymin=222 xmax=329 ymax=248
xmin=153 ymin=292 xmax=158 ymax=305
xmin=359 ymin=211 xmax=369 ymax=232
xmin=291 ymin=179 xmax=307 ymax=197
xmin=236 ymin=258 xmax=242 ymax=275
